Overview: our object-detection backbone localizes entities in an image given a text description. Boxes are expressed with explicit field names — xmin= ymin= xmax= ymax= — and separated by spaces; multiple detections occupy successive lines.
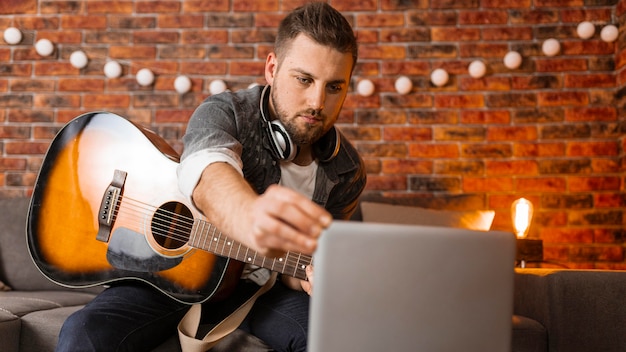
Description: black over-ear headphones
xmin=260 ymin=85 xmax=340 ymax=162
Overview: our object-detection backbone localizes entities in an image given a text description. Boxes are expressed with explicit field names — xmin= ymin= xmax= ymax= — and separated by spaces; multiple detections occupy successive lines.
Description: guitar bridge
xmin=96 ymin=169 xmax=127 ymax=242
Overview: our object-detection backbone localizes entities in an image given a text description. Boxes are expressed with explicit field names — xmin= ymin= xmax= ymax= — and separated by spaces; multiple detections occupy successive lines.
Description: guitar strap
xmin=177 ymin=272 xmax=277 ymax=352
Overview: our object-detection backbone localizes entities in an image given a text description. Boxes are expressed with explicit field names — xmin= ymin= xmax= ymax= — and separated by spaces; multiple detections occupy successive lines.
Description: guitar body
xmin=27 ymin=112 xmax=240 ymax=304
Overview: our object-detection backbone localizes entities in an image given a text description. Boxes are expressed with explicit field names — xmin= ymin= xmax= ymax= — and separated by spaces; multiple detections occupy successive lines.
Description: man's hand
xmin=249 ymin=185 xmax=331 ymax=257
xmin=283 ymin=265 xmax=314 ymax=295
xmin=193 ymin=163 xmax=332 ymax=258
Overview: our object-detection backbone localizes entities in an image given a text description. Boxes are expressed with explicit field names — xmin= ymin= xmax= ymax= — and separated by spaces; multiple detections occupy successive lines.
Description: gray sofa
xmin=2 ymin=197 xmax=626 ymax=352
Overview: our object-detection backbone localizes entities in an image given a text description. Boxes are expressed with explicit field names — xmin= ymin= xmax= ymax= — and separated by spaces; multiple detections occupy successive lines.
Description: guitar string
xmin=113 ymin=203 xmax=310 ymax=278
xmin=114 ymin=195 xmax=313 ymax=273
xmin=110 ymin=195 xmax=312 ymax=276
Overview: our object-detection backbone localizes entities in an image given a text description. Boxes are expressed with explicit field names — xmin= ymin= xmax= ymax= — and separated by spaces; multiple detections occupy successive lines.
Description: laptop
xmin=308 ymin=220 xmax=516 ymax=352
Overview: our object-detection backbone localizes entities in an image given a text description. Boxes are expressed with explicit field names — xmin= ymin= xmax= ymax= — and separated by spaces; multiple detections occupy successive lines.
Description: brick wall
xmin=1 ymin=0 xmax=624 ymax=269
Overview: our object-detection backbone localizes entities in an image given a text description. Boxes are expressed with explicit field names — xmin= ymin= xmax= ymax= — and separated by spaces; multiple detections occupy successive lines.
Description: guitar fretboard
xmin=188 ymin=220 xmax=310 ymax=280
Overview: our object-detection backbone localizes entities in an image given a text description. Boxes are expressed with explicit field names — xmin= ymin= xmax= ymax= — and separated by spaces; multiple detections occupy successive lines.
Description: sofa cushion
xmin=0 ymin=198 xmax=65 ymax=291
xmin=20 ymin=305 xmax=86 ymax=352
xmin=0 ymin=309 xmax=20 ymax=352
xmin=0 ymin=290 xmax=96 ymax=317
xmin=511 ymin=315 xmax=547 ymax=352
xmin=359 ymin=201 xmax=495 ymax=231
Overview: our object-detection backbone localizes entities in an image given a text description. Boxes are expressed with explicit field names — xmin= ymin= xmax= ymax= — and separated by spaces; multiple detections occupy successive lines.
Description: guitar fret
xmin=190 ymin=219 xmax=311 ymax=280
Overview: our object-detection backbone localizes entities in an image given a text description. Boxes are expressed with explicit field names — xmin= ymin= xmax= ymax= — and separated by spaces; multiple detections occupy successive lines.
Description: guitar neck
xmin=188 ymin=220 xmax=310 ymax=281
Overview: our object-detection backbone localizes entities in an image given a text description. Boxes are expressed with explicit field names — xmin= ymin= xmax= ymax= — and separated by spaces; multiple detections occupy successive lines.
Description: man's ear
xmin=264 ymin=52 xmax=277 ymax=84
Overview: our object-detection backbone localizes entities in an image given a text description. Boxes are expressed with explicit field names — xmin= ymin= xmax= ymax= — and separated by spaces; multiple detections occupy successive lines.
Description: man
xmin=57 ymin=2 xmax=365 ymax=351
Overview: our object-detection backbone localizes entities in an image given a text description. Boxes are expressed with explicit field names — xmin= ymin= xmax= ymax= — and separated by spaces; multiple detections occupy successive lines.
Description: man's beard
xmin=270 ymin=89 xmax=326 ymax=146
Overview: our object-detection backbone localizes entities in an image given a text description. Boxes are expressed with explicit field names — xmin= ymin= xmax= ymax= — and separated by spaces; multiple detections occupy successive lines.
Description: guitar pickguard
xmin=106 ymin=227 xmax=182 ymax=272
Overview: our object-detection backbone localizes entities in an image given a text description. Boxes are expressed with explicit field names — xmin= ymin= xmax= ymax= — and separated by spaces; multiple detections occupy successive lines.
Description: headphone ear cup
xmin=269 ymin=120 xmax=297 ymax=161
xmin=313 ymin=127 xmax=340 ymax=162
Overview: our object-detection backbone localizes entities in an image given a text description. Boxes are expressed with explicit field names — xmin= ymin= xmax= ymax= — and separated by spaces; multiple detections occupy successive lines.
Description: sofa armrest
xmin=514 ymin=268 xmax=626 ymax=352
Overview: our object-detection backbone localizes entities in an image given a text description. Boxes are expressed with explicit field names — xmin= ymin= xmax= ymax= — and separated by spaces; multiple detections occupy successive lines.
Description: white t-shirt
xmin=278 ymin=160 xmax=318 ymax=198
xmin=245 ymin=160 xmax=319 ymax=285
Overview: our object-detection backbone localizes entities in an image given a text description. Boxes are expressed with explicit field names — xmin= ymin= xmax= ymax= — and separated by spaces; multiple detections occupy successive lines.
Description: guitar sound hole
xmin=151 ymin=202 xmax=193 ymax=250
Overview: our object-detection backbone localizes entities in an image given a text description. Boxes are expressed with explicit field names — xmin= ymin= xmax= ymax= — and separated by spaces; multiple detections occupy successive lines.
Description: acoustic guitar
xmin=27 ymin=111 xmax=310 ymax=304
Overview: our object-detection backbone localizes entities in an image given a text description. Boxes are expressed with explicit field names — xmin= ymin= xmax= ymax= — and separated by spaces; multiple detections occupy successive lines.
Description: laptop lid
xmin=308 ymin=220 xmax=516 ymax=352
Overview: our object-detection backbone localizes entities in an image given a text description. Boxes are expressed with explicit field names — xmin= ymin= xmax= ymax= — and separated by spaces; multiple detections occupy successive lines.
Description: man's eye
xmin=297 ymin=77 xmax=311 ymax=85
xmin=328 ymin=84 xmax=343 ymax=93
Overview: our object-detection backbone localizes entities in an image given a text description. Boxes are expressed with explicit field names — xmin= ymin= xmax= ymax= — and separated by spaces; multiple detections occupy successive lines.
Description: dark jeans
xmin=56 ymin=279 xmax=309 ymax=352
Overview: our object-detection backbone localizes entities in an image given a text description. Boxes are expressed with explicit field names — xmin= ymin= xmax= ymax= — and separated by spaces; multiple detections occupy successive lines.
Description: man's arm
xmin=192 ymin=162 xmax=332 ymax=258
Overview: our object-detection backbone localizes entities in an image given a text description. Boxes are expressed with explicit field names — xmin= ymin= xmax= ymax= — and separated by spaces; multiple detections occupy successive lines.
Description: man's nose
xmin=307 ymin=86 xmax=325 ymax=112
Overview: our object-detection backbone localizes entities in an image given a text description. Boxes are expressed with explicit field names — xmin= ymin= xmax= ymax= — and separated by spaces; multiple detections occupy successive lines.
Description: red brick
xmin=535 ymin=58 xmax=587 ymax=72
xmin=86 ymin=1 xmax=133 ymax=13
xmin=182 ymin=0 xmax=229 ymax=12
xmin=359 ymin=45 xmax=406 ymax=60
xmin=110 ymin=46 xmax=157 ymax=59
xmin=34 ymin=94 xmax=80 ymax=108
xmin=0 ymin=157 xmax=28 ymax=171
xmin=409 ymin=144 xmax=459 ymax=158
xmin=459 ymin=77 xmax=511 ymax=91
xmin=357 ymin=14 xmax=405 ymax=27
xmin=0 ymin=0 xmax=36 ymax=14
xmin=332 ymin=0 xmax=377 ymax=11
xmin=541 ymin=228 xmax=594 ymax=243
xmin=136 ymin=1 xmax=181 ymax=13
xmin=487 ymin=126 xmax=537 ymax=141
xmin=567 ymin=141 xmax=619 ymax=157
xmin=515 ymin=177 xmax=567 ymax=192
xmin=537 ymin=91 xmax=589 ymax=107
xmin=463 ymin=177 xmax=514 ymax=192
xmin=5 ymin=142 xmax=50 ymax=155
xmin=486 ymin=160 xmax=538 ymax=175
xmin=482 ymin=0 xmax=531 ymax=7
xmin=84 ymin=94 xmax=131 ymax=108
xmin=58 ymin=78 xmax=105 ymax=92
xmin=158 ymin=15 xmax=204 ymax=29
xmin=594 ymin=193 xmax=626 ymax=208
xmin=564 ymin=73 xmax=615 ymax=88
xmin=434 ymin=94 xmax=484 ymax=108
xmin=459 ymin=10 xmax=508 ymax=24
xmin=233 ymin=0 xmax=279 ymax=11
xmin=230 ymin=61 xmax=265 ymax=76
xmin=382 ymin=159 xmax=432 ymax=174
xmin=61 ymin=15 xmax=107 ymax=29
xmin=134 ymin=31 xmax=180 ymax=44
xmin=565 ymin=106 xmax=617 ymax=122
xmin=513 ymin=142 xmax=566 ymax=157
xmin=569 ymin=176 xmax=621 ymax=192
xmin=383 ymin=127 xmax=431 ymax=141
xmin=460 ymin=110 xmax=510 ymax=124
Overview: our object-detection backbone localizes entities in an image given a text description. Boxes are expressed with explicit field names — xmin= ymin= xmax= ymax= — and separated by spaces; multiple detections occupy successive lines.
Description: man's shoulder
xmin=202 ymin=84 xmax=263 ymax=107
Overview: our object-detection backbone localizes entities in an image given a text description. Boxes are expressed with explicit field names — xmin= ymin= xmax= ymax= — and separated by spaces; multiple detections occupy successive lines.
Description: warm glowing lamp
xmin=511 ymin=198 xmax=533 ymax=239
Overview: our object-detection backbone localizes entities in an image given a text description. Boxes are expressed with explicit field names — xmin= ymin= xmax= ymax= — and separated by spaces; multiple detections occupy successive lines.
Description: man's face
xmin=265 ymin=33 xmax=353 ymax=146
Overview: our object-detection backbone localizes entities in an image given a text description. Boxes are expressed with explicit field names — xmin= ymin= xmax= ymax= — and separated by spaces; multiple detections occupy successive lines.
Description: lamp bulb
xmin=601 ymin=25 xmax=618 ymax=43
xmin=174 ymin=75 xmax=192 ymax=94
xmin=3 ymin=27 xmax=22 ymax=45
xmin=209 ymin=79 xmax=227 ymax=95
xmin=69 ymin=50 xmax=88 ymax=69
xmin=468 ymin=60 xmax=487 ymax=78
xmin=136 ymin=68 xmax=155 ymax=86
xmin=542 ymin=38 xmax=561 ymax=57
xmin=511 ymin=198 xmax=534 ymax=239
xmin=577 ymin=21 xmax=595 ymax=39
xmin=503 ymin=51 xmax=522 ymax=69
xmin=394 ymin=76 xmax=413 ymax=95
xmin=35 ymin=38 xmax=55 ymax=57
xmin=103 ymin=61 xmax=122 ymax=78
xmin=430 ymin=68 xmax=449 ymax=87
xmin=357 ymin=79 xmax=375 ymax=97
